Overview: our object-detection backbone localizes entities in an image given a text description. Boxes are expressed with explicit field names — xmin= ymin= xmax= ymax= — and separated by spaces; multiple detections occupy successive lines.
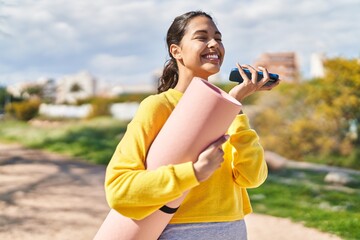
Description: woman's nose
xmin=207 ymin=38 xmax=219 ymax=48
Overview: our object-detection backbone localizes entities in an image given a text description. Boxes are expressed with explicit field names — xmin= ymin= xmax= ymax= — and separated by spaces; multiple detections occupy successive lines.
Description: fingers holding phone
xmin=257 ymin=66 xmax=280 ymax=90
xmin=228 ymin=63 xmax=281 ymax=101
xmin=235 ymin=63 xmax=258 ymax=85
xmin=231 ymin=64 xmax=280 ymax=87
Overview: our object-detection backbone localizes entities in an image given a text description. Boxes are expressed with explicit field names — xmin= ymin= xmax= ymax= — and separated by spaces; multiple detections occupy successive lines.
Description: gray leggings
xmin=158 ymin=220 xmax=247 ymax=240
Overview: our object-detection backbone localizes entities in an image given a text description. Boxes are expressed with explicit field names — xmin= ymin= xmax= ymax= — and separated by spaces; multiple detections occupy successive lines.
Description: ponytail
xmin=157 ymin=58 xmax=178 ymax=93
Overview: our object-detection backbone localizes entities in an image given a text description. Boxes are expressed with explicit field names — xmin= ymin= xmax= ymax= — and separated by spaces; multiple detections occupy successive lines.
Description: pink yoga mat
xmin=94 ymin=77 xmax=242 ymax=240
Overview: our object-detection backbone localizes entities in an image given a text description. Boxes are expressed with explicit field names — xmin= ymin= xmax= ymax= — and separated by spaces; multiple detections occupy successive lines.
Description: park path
xmin=0 ymin=143 xmax=342 ymax=240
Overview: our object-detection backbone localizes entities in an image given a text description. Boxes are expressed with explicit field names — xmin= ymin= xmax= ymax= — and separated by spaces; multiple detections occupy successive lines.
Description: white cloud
xmin=89 ymin=54 xmax=140 ymax=73
xmin=0 ymin=70 xmax=62 ymax=86
xmin=0 ymin=0 xmax=359 ymax=86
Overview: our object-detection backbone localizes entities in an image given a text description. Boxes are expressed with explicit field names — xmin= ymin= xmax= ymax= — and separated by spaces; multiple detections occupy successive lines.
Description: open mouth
xmin=202 ymin=53 xmax=221 ymax=63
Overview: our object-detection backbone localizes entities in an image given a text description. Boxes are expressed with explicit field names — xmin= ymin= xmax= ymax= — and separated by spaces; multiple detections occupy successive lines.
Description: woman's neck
xmin=174 ymin=80 xmax=191 ymax=93
xmin=175 ymin=72 xmax=209 ymax=93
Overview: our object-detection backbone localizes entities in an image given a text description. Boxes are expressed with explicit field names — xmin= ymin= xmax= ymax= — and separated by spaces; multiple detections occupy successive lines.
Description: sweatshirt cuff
xmin=173 ymin=161 xmax=199 ymax=192
xmin=228 ymin=114 xmax=251 ymax=134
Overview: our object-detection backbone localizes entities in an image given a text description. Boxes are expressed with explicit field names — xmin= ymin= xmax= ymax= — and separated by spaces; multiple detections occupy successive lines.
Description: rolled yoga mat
xmin=94 ymin=77 xmax=242 ymax=240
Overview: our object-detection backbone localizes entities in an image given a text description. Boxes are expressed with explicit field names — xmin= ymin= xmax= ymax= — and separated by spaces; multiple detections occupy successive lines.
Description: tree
xmin=253 ymin=57 xmax=360 ymax=169
xmin=23 ymin=85 xmax=43 ymax=98
xmin=0 ymin=86 xmax=7 ymax=112
xmin=70 ymin=83 xmax=83 ymax=92
xmin=309 ymin=58 xmax=360 ymax=147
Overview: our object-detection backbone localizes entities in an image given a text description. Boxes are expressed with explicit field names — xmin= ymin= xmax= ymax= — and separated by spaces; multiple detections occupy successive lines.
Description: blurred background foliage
xmin=251 ymin=57 xmax=360 ymax=169
xmin=0 ymin=57 xmax=359 ymax=169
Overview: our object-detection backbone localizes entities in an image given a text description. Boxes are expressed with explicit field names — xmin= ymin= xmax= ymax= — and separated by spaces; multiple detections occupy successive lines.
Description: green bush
xmin=87 ymin=97 xmax=111 ymax=118
xmin=251 ymin=57 xmax=360 ymax=169
xmin=7 ymin=98 xmax=41 ymax=121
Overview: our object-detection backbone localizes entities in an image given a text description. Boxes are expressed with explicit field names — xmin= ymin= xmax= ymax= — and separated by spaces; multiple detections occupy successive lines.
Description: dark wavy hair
xmin=157 ymin=11 xmax=213 ymax=93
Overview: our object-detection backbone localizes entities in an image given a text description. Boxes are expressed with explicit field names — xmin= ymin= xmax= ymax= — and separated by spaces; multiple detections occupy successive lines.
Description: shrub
xmin=87 ymin=97 xmax=111 ymax=118
xmin=252 ymin=72 xmax=360 ymax=169
xmin=7 ymin=98 xmax=41 ymax=121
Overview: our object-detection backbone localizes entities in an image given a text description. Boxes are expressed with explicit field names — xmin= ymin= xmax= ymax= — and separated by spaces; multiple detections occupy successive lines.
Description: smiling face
xmin=171 ymin=16 xmax=225 ymax=81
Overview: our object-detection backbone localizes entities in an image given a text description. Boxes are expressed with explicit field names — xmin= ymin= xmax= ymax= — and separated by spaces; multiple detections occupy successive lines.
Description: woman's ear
xmin=170 ymin=44 xmax=182 ymax=60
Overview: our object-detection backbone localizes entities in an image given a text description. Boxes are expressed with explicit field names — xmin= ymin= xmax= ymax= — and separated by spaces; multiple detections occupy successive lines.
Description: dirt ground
xmin=0 ymin=143 xmax=342 ymax=240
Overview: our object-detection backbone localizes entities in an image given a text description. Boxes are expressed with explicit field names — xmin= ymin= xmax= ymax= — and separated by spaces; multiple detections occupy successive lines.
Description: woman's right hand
xmin=193 ymin=135 xmax=229 ymax=182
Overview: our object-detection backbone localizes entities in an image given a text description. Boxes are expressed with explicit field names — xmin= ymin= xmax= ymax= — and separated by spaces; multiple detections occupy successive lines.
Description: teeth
xmin=205 ymin=54 xmax=219 ymax=59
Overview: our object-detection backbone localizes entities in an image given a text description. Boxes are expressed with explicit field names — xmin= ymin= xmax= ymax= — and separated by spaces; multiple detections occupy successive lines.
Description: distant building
xmin=6 ymin=82 xmax=34 ymax=98
xmin=6 ymin=78 xmax=52 ymax=100
xmin=310 ymin=53 xmax=325 ymax=78
xmin=37 ymin=77 xmax=57 ymax=103
xmin=56 ymin=71 xmax=97 ymax=104
xmin=253 ymin=52 xmax=300 ymax=83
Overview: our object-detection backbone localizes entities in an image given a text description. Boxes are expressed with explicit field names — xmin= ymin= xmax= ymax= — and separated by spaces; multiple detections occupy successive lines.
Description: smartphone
xmin=229 ymin=68 xmax=279 ymax=86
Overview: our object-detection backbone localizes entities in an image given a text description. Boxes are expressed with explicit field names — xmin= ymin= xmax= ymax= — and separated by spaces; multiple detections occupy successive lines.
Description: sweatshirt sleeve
xmin=224 ymin=114 xmax=268 ymax=188
xmin=105 ymin=96 xmax=199 ymax=220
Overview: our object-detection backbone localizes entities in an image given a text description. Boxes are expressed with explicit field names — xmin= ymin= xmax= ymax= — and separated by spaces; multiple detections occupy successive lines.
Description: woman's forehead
xmin=186 ymin=16 xmax=221 ymax=35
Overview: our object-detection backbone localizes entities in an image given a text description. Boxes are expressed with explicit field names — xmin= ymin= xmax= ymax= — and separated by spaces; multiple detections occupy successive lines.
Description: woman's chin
xmin=207 ymin=67 xmax=221 ymax=76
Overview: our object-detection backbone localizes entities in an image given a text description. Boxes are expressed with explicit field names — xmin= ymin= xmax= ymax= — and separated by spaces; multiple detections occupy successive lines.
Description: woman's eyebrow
xmin=193 ymin=30 xmax=222 ymax=36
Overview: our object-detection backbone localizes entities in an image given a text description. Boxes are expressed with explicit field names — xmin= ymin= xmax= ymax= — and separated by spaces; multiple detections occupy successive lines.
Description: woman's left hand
xmin=229 ymin=63 xmax=280 ymax=102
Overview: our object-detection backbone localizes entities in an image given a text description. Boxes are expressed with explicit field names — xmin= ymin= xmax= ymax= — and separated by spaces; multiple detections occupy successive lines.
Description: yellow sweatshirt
xmin=105 ymin=88 xmax=267 ymax=223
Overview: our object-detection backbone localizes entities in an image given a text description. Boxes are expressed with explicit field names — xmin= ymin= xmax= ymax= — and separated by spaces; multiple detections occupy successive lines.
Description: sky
xmin=0 ymin=0 xmax=359 ymax=89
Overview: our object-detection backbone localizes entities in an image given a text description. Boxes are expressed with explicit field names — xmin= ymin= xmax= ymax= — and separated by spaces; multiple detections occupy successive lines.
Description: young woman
xmin=105 ymin=11 xmax=279 ymax=239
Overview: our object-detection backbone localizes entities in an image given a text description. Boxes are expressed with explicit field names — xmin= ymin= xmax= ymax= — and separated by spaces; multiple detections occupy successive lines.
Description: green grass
xmin=304 ymin=153 xmax=360 ymax=170
xmin=0 ymin=117 xmax=128 ymax=164
xmin=1 ymin=117 xmax=360 ymax=239
xmin=249 ymin=169 xmax=360 ymax=240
